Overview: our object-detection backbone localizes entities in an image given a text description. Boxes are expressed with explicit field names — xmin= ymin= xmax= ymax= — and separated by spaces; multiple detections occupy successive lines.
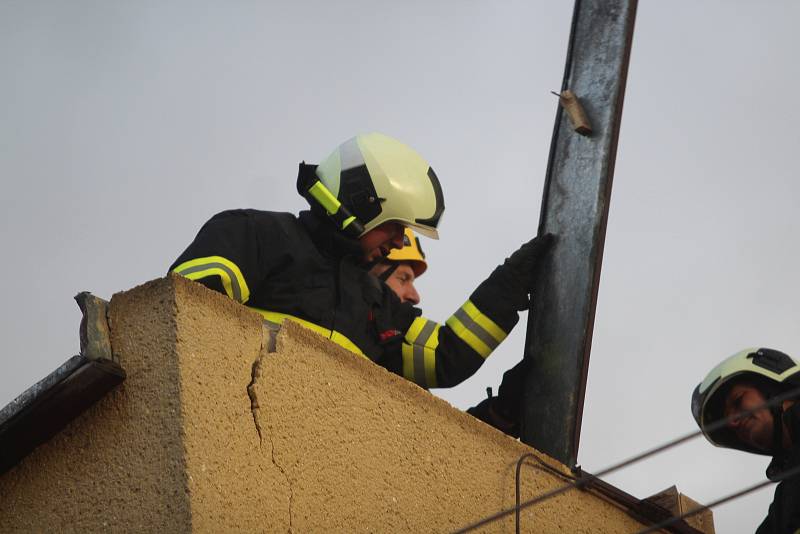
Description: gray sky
xmin=1 ymin=1 xmax=798 ymax=532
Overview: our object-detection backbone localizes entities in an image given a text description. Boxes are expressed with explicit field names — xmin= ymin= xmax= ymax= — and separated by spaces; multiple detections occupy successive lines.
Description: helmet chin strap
xmin=361 ymin=259 xmax=398 ymax=282
xmin=377 ymin=263 xmax=398 ymax=282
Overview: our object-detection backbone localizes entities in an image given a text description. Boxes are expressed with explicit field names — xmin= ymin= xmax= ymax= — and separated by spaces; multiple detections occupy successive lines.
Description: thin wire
xmin=515 ymin=454 xmax=535 ymax=534
xmin=452 ymin=384 xmax=800 ymax=533
xmin=633 ymin=462 xmax=800 ymax=534
xmin=515 ymin=453 xmax=575 ymax=533
xmin=452 ymin=472 xmax=589 ymax=533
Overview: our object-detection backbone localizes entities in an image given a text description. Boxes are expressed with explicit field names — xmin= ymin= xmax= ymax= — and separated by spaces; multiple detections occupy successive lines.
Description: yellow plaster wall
xmin=0 ymin=275 xmax=687 ymax=532
xmin=0 ymin=278 xmax=194 ymax=532
xmin=679 ymin=494 xmax=715 ymax=534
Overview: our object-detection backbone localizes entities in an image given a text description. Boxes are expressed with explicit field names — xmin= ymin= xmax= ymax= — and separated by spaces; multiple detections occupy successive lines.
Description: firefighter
xmin=371 ymin=232 xmax=535 ymax=436
xmin=170 ymin=132 xmax=552 ymax=389
xmin=367 ymin=228 xmax=426 ymax=305
xmin=692 ymin=348 xmax=800 ymax=533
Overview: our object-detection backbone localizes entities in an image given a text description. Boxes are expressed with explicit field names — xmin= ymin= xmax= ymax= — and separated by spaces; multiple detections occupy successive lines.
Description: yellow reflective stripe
xmin=446 ymin=314 xmax=490 ymax=358
xmin=404 ymin=315 xmax=427 ymax=345
xmin=308 ymin=181 xmax=341 ymax=215
xmin=252 ymin=309 xmax=366 ymax=359
xmin=330 ymin=331 xmax=364 ymax=357
xmin=402 ymin=317 xmax=439 ymax=388
xmin=462 ymin=300 xmax=507 ymax=344
xmin=445 ymin=300 xmax=508 ymax=359
xmin=423 ymin=326 xmax=439 ymax=388
xmin=172 ymin=256 xmax=250 ymax=303
xmin=402 ymin=342 xmax=414 ymax=383
xmin=341 ymin=215 xmax=356 ymax=230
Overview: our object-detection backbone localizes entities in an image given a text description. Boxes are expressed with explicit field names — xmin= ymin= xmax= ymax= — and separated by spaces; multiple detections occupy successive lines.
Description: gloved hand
xmin=469 ymin=233 xmax=555 ymax=314
xmin=466 ymin=359 xmax=530 ymax=439
xmin=467 ymin=388 xmax=520 ymax=438
xmin=503 ymin=233 xmax=555 ymax=289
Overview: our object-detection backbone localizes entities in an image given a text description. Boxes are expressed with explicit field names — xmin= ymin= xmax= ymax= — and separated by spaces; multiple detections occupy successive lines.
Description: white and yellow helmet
xmin=691 ymin=348 xmax=800 ymax=455
xmin=297 ymin=132 xmax=444 ymax=239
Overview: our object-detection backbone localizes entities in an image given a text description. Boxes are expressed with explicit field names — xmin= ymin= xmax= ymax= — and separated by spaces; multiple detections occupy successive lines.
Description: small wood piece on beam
xmin=559 ymin=89 xmax=593 ymax=136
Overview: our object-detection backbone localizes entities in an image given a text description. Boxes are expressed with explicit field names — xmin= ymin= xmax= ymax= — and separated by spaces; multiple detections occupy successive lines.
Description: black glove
xmin=467 ymin=388 xmax=520 ymax=438
xmin=504 ymin=233 xmax=555 ymax=289
xmin=466 ymin=359 xmax=530 ymax=439
xmin=493 ymin=233 xmax=554 ymax=311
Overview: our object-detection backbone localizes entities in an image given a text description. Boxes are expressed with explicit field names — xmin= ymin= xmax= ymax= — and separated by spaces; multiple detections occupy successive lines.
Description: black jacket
xmin=757 ymin=403 xmax=800 ymax=534
xmin=170 ymin=209 xmax=525 ymax=389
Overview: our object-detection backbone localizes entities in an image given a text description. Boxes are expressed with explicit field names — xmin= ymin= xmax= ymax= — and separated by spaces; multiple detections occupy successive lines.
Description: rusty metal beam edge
xmin=521 ymin=0 xmax=638 ymax=467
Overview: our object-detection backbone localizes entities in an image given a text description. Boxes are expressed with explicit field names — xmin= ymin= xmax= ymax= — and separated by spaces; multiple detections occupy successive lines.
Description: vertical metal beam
xmin=520 ymin=0 xmax=637 ymax=467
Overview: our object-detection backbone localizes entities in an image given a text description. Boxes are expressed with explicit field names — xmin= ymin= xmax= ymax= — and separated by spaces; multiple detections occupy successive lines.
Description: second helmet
xmin=691 ymin=347 xmax=800 ymax=455
xmin=385 ymin=228 xmax=427 ymax=277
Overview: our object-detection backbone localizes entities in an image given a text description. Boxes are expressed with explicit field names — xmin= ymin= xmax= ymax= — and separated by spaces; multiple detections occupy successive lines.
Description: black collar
xmin=298 ymin=210 xmax=363 ymax=259
xmin=766 ymin=403 xmax=800 ymax=481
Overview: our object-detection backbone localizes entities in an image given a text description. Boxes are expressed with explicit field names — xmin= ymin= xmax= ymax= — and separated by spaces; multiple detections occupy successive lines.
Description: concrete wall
xmin=0 ymin=275 xmax=698 ymax=532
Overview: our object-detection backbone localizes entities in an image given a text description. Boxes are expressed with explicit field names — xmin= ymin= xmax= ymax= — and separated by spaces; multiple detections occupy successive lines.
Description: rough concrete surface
xmin=256 ymin=321 xmax=650 ymax=533
xmin=0 ymin=275 xmax=679 ymax=533
xmin=679 ymin=494 xmax=715 ymax=534
xmin=0 ymin=277 xmax=192 ymax=532
xmin=172 ymin=275 xmax=290 ymax=532
xmin=0 ymin=276 xmax=290 ymax=533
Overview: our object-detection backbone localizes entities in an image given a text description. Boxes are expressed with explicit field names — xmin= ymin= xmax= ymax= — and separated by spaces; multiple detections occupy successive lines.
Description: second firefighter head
xmin=691 ymin=348 xmax=800 ymax=455
xmin=368 ymin=228 xmax=427 ymax=305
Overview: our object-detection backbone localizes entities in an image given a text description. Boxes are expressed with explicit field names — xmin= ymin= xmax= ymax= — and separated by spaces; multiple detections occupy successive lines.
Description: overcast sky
xmin=2 ymin=2 xmax=799 ymax=532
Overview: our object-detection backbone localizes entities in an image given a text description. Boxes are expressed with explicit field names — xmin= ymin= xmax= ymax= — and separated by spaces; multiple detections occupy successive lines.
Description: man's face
xmin=359 ymin=221 xmax=405 ymax=262
xmin=370 ymin=262 xmax=421 ymax=305
xmin=723 ymin=383 xmax=774 ymax=451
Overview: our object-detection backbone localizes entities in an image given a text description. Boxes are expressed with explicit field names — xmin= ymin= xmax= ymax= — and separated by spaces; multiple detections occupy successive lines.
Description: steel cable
xmin=633 ymin=462 xmax=800 ymax=534
xmin=452 ymin=384 xmax=800 ymax=533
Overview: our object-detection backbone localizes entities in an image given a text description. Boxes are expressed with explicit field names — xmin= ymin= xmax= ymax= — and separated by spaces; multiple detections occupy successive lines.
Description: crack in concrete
xmin=248 ymin=328 xmax=295 ymax=533
xmin=264 ymin=420 xmax=295 ymax=533
xmin=247 ymin=354 xmax=264 ymax=444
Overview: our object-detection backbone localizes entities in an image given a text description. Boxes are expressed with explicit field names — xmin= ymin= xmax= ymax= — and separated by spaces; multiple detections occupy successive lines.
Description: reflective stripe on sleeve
xmin=172 ymin=255 xmax=250 ymax=303
xmin=402 ymin=317 xmax=440 ymax=389
xmin=445 ymin=300 xmax=507 ymax=359
xmin=253 ymin=309 xmax=367 ymax=359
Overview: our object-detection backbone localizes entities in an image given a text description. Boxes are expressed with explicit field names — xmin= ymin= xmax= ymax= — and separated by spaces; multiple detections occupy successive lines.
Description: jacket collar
xmin=299 ymin=210 xmax=363 ymax=259
xmin=766 ymin=403 xmax=800 ymax=481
